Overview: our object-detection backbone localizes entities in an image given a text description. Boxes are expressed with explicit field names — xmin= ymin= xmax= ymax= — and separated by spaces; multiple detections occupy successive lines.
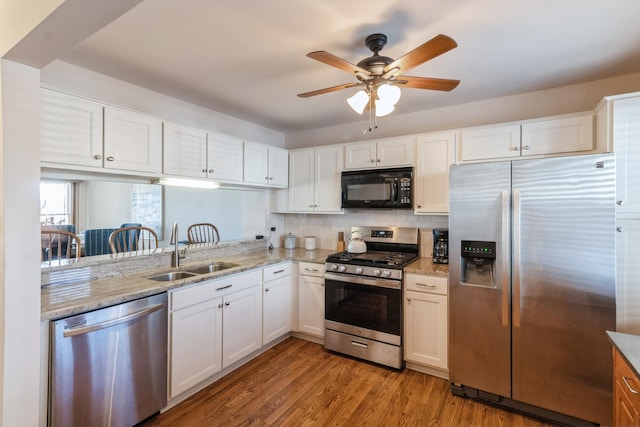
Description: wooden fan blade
xmin=383 ymin=34 xmax=457 ymax=78
xmin=307 ymin=51 xmax=371 ymax=77
xmin=395 ymin=76 xmax=460 ymax=91
xmin=297 ymin=82 xmax=361 ymax=98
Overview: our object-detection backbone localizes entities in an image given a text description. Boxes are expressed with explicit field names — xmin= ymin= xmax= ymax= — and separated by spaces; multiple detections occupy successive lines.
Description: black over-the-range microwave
xmin=341 ymin=167 xmax=413 ymax=209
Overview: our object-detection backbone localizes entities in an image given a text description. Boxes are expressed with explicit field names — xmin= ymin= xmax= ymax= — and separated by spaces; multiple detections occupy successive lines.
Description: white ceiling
xmin=59 ymin=0 xmax=640 ymax=133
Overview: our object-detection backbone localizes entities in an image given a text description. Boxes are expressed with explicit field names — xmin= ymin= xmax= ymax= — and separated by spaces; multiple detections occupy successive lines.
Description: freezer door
xmin=449 ymin=161 xmax=511 ymax=397
xmin=511 ymin=154 xmax=615 ymax=425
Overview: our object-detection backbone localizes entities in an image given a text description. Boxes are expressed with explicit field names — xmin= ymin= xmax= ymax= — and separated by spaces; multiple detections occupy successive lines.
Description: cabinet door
xmin=268 ymin=146 xmax=289 ymax=187
xmin=613 ymin=97 xmax=640 ymax=217
xmin=377 ymin=137 xmax=415 ymax=167
xmin=288 ymin=149 xmax=315 ymax=212
xmin=616 ymin=219 xmax=640 ymax=334
xmin=41 ymin=89 xmax=103 ymax=168
xmin=263 ymin=275 xmax=292 ymax=344
xmin=103 ymin=106 xmax=162 ymax=173
xmin=521 ymin=114 xmax=593 ymax=157
xmin=207 ymin=132 xmax=243 ymax=182
xmin=458 ymin=124 xmax=521 ymax=162
xmin=344 ymin=141 xmax=377 ymax=169
xmin=297 ymin=274 xmax=325 ymax=337
xmin=169 ymin=297 xmax=222 ymax=398
xmin=415 ymin=132 xmax=455 ymax=214
xmin=243 ymin=141 xmax=269 ymax=185
xmin=163 ymin=121 xmax=207 ymax=178
xmin=313 ymin=145 xmax=343 ymax=213
xmin=614 ymin=349 xmax=640 ymax=427
xmin=222 ymin=285 xmax=262 ymax=367
xmin=404 ymin=289 xmax=448 ymax=369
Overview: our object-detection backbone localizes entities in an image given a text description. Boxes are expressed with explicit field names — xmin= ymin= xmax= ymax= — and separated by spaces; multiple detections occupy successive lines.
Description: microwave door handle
xmin=391 ymin=180 xmax=398 ymax=203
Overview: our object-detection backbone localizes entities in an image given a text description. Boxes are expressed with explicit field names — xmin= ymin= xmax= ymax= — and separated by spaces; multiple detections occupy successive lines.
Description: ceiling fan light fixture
xmin=347 ymin=90 xmax=369 ymax=114
xmin=375 ymin=99 xmax=395 ymax=117
xmin=377 ymin=84 xmax=401 ymax=105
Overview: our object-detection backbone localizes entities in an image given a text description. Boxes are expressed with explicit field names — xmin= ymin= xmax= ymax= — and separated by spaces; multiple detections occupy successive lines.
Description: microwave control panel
xmin=399 ymin=177 xmax=412 ymax=205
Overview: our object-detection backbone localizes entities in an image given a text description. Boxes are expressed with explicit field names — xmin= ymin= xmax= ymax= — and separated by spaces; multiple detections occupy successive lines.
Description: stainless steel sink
xmin=146 ymin=271 xmax=199 ymax=282
xmin=183 ymin=263 xmax=239 ymax=275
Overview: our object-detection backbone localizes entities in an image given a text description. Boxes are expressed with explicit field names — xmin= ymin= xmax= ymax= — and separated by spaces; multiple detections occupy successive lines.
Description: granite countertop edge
xmin=42 ymin=247 xmax=333 ymax=321
xmin=607 ymin=330 xmax=640 ymax=378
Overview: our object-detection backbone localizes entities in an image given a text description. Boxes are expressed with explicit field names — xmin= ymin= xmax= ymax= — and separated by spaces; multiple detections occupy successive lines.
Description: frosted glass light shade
xmin=347 ymin=90 xmax=369 ymax=114
xmin=375 ymin=100 xmax=395 ymax=117
xmin=377 ymin=84 xmax=401 ymax=105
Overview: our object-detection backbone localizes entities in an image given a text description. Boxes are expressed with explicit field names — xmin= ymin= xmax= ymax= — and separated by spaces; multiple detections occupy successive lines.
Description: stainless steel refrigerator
xmin=449 ymin=154 xmax=615 ymax=426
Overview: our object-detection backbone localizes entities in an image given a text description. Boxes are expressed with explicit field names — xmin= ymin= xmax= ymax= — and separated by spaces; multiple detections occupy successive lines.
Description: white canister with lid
xmin=284 ymin=233 xmax=296 ymax=249
xmin=304 ymin=236 xmax=316 ymax=251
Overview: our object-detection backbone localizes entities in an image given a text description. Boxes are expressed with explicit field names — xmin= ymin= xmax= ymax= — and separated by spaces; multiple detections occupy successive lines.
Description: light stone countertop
xmin=42 ymin=246 xmax=333 ymax=321
xmin=403 ymin=257 xmax=449 ymax=277
xmin=607 ymin=331 xmax=640 ymax=378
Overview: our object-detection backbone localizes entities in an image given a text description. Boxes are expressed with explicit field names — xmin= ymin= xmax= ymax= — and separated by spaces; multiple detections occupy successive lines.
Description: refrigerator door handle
xmin=513 ymin=189 xmax=521 ymax=328
xmin=501 ymin=190 xmax=510 ymax=327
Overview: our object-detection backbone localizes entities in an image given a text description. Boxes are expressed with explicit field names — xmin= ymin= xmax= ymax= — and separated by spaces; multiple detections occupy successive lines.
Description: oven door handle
xmin=324 ymin=272 xmax=401 ymax=290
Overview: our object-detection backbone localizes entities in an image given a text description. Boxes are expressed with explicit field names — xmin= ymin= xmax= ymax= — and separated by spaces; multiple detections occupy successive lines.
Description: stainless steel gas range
xmin=324 ymin=226 xmax=420 ymax=369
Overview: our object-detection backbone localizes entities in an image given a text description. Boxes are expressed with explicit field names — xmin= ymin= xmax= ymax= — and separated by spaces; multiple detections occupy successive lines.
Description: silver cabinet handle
xmin=202 ymin=168 xmax=207 ymax=173
xmin=273 ymin=269 xmax=285 ymax=274
xmin=269 ymin=177 xmax=274 ymax=180
xmin=218 ymin=303 xmax=223 ymax=309
xmin=416 ymin=283 xmax=436 ymax=288
xmin=304 ymin=268 xmax=319 ymax=272
xmin=106 ymin=156 xmax=115 ymax=161
xmin=623 ymin=376 xmax=640 ymax=394
xmin=617 ymin=200 xmax=624 ymax=206
xmin=224 ymin=301 xmax=230 ymax=306
xmin=265 ymin=288 xmax=270 ymax=292
xmin=513 ymin=146 xmax=520 ymax=151
xmin=216 ymin=284 xmax=232 ymax=291
xmin=63 ymin=304 xmax=164 ymax=337
xmin=265 ymin=176 xmax=269 ymax=180
xmin=94 ymin=155 xmax=102 ymax=160
xmin=522 ymin=145 xmax=531 ymax=151
xmin=617 ymin=227 xmax=625 ymax=232
xmin=209 ymin=169 xmax=214 ymax=173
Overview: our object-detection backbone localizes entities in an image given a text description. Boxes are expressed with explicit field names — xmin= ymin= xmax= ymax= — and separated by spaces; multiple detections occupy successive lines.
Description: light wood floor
xmin=143 ymin=337 xmax=558 ymax=427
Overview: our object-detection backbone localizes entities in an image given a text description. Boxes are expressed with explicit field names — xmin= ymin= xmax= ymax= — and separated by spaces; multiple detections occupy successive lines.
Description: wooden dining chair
xmin=187 ymin=223 xmax=220 ymax=244
xmin=41 ymin=229 xmax=82 ymax=261
xmin=109 ymin=226 xmax=159 ymax=253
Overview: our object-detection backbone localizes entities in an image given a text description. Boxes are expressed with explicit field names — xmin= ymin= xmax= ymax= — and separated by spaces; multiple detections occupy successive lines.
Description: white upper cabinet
xmin=207 ymin=132 xmax=243 ymax=183
xmin=243 ymin=141 xmax=288 ymax=187
xmin=41 ymin=89 xmax=104 ymax=168
xmin=344 ymin=136 xmax=414 ymax=170
xmin=103 ymin=106 xmax=162 ymax=174
xmin=414 ymin=132 xmax=455 ymax=215
xmin=458 ymin=113 xmax=594 ymax=163
xmin=288 ymin=145 xmax=343 ymax=213
xmin=163 ymin=124 xmax=243 ymax=183
xmin=163 ymin=121 xmax=208 ymax=178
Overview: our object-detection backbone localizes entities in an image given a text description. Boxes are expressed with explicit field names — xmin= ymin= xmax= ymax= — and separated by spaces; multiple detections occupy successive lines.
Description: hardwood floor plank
xmin=143 ymin=337 xmax=559 ymax=427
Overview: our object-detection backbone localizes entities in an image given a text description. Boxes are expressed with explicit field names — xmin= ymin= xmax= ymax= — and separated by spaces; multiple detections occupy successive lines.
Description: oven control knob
xmin=373 ymin=269 xmax=382 ymax=276
xmin=382 ymin=270 xmax=392 ymax=278
xmin=338 ymin=265 xmax=347 ymax=272
xmin=355 ymin=267 xmax=364 ymax=274
xmin=330 ymin=264 xmax=338 ymax=271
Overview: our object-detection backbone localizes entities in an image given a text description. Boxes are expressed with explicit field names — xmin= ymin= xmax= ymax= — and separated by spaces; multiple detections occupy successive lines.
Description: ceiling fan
xmin=298 ymin=33 xmax=460 ymax=118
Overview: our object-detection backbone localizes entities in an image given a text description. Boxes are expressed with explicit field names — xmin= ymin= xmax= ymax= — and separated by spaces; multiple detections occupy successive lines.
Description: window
xmin=40 ymin=181 xmax=74 ymax=226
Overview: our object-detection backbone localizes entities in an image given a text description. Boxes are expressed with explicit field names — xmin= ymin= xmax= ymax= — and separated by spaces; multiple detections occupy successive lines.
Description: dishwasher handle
xmin=63 ymin=303 xmax=164 ymax=338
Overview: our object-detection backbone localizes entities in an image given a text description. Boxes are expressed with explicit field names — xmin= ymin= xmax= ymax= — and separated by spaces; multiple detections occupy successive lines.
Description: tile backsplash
xmin=276 ymin=210 xmax=448 ymax=257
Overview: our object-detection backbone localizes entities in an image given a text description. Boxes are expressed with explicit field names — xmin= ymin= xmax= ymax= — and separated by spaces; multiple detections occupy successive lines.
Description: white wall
xmin=41 ymin=60 xmax=286 ymax=148
xmin=286 ymin=72 xmax=640 ymax=148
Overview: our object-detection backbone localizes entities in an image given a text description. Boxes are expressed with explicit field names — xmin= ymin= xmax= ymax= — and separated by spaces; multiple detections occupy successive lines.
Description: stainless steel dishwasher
xmin=49 ymin=293 xmax=167 ymax=427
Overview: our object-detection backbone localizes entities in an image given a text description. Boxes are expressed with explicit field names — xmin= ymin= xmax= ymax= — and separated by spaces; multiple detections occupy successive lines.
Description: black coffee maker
xmin=432 ymin=229 xmax=449 ymax=264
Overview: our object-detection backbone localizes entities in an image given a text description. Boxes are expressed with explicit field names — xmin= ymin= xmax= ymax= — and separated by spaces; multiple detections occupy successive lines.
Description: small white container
xmin=304 ymin=236 xmax=316 ymax=251
xmin=284 ymin=233 xmax=296 ymax=249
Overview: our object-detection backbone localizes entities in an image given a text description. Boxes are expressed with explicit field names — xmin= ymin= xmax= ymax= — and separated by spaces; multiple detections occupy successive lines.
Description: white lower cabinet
xmin=404 ymin=273 xmax=448 ymax=374
xmin=262 ymin=262 xmax=292 ymax=344
xmin=297 ymin=262 xmax=325 ymax=337
xmin=168 ymin=269 xmax=261 ymax=399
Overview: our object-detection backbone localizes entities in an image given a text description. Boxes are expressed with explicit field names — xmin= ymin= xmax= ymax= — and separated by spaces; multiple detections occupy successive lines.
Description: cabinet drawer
xmin=170 ymin=269 xmax=261 ymax=311
xmin=263 ymin=262 xmax=291 ymax=282
xmin=405 ymin=273 xmax=448 ymax=295
xmin=615 ymin=349 xmax=640 ymax=409
xmin=298 ymin=262 xmax=324 ymax=277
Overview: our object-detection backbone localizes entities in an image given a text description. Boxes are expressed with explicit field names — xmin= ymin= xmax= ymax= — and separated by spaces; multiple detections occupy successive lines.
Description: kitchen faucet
xmin=170 ymin=221 xmax=186 ymax=267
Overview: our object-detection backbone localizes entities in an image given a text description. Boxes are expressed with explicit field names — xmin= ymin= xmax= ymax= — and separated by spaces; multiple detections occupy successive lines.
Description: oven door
xmin=324 ymin=272 xmax=402 ymax=345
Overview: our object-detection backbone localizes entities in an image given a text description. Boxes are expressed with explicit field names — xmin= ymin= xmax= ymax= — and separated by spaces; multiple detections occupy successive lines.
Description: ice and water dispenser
xmin=460 ymin=240 xmax=496 ymax=287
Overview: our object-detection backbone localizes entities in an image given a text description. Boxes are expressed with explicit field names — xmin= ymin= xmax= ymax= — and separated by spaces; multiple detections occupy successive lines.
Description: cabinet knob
xmin=106 ymin=156 xmax=115 ymax=161
xmin=522 ymin=145 xmax=531 ymax=151
xmin=94 ymin=155 xmax=102 ymax=160
xmin=407 ymin=297 xmax=411 ymax=302
xmin=269 ymin=177 xmax=274 ymax=180
xmin=265 ymin=176 xmax=269 ymax=180
xmin=218 ymin=303 xmax=223 ymax=309
xmin=370 ymin=159 xmax=375 ymax=163
xmin=513 ymin=146 xmax=520 ymax=151
xmin=377 ymin=159 xmax=381 ymax=163
xmin=417 ymin=204 xmax=422 ymax=209
xmin=202 ymin=168 xmax=208 ymax=173
xmin=265 ymin=288 xmax=270 ymax=292
xmin=617 ymin=200 xmax=624 ymax=206
xmin=224 ymin=301 xmax=230 ymax=306
xmin=209 ymin=169 xmax=214 ymax=173
xmin=617 ymin=227 xmax=625 ymax=232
